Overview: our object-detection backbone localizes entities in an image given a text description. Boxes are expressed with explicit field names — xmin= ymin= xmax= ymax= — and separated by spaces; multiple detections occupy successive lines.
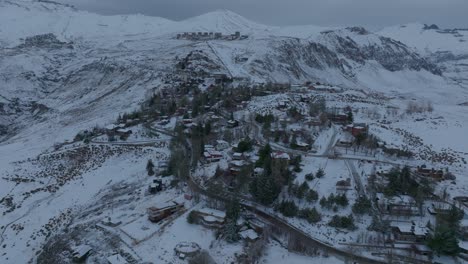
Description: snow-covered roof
xmin=197 ymin=208 xmax=226 ymax=218
xmin=271 ymin=152 xmax=290 ymax=160
xmin=413 ymin=226 xmax=428 ymax=236
xmin=203 ymin=215 xmax=219 ymax=223
xmin=106 ymin=254 xmax=129 ymax=264
xmin=72 ymin=245 xmax=92 ymax=258
xmin=390 ymin=221 xmax=413 ymax=233
xmin=105 ymin=124 xmax=118 ymax=130
xmin=204 ymin=144 xmax=215 ymax=149
xmin=389 ymin=195 xmax=415 ymax=205
xmin=206 ymin=149 xmax=222 ymax=156
xmin=174 ymin=242 xmax=201 ymax=254
xmin=240 ymin=229 xmax=259 ymax=240
xmin=116 ymin=128 xmax=131 ymax=133
xmin=254 ymin=167 xmax=264 ymax=173
xmin=230 ymin=160 xmax=246 ymax=167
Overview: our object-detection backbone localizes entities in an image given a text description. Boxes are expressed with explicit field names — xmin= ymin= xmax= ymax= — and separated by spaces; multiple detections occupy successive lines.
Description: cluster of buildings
xmin=190 ymin=208 xmax=263 ymax=243
xmin=176 ymin=31 xmax=247 ymax=41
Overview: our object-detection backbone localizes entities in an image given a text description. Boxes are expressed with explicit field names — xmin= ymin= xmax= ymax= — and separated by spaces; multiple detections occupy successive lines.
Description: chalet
xmin=336 ymin=136 xmax=354 ymax=148
xmin=294 ymin=142 xmax=310 ymax=151
xmin=116 ymin=128 xmax=132 ymax=135
xmin=159 ymin=161 xmax=169 ymax=171
xmin=230 ymin=160 xmax=246 ymax=174
xmin=204 ymin=144 xmax=215 ymax=150
xmin=390 ymin=221 xmax=429 ymax=242
xmin=212 ymin=73 xmax=228 ymax=83
xmin=182 ymin=119 xmax=194 ymax=127
xmin=336 ymin=178 xmax=352 ymax=192
xmin=427 ymin=201 xmax=452 ymax=215
xmin=253 ymin=167 xmax=264 ymax=177
xmin=387 ymin=195 xmax=419 ymax=216
xmin=174 ymin=242 xmax=201 ymax=260
xmin=277 ymin=101 xmax=288 ymax=110
xmin=239 ymin=229 xmax=259 ymax=243
xmin=305 ymin=117 xmax=322 ymax=126
xmin=158 ymin=119 xmax=170 ymax=126
xmin=328 ymin=114 xmax=348 ymax=125
xmin=147 ymin=202 xmax=184 ymax=223
xmin=390 ymin=222 xmax=415 ymax=241
xmin=149 ymin=179 xmax=163 ymax=194
xmin=233 ymin=152 xmax=244 ymax=160
xmin=227 ymin=119 xmax=239 ymax=128
xmin=416 ymin=166 xmax=444 ymax=180
xmin=345 ymin=123 xmax=368 ymax=137
xmin=216 ymin=140 xmax=230 ymax=150
xmin=193 ymin=208 xmax=226 ymax=229
xmin=204 ymin=149 xmax=223 ymax=162
xmin=271 ymin=152 xmax=291 ymax=161
xmin=291 ymin=84 xmax=308 ymax=93
xmin=375 ymin=193 xmax=419 ymax=216
xmin=71 ymin=245 xmax=92 ymax=262
xmin=209 ymin=114 xmax=221 ymax=122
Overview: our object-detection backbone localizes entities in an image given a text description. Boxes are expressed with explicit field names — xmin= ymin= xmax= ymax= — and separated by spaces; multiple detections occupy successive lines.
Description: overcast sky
xmin=57 ymin=0 xmax=468 ymax=29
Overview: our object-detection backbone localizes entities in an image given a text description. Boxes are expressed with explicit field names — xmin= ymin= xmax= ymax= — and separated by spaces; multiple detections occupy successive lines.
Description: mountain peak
xmin=181 ymin=9 xmax=268 ymax=33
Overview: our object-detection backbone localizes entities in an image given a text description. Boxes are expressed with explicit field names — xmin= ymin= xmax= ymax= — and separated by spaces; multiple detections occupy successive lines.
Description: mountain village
xmin=1 ymin=1 xmax=468 ymax=264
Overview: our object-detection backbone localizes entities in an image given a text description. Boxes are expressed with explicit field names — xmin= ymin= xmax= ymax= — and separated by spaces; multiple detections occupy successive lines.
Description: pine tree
xmin=223 ymin=219 xmax=240 ymax=243
xmin=306 ymin=189 xmax=319 ymax=202
xmin=146 ymin=159 xmax=155 ymax=176
xmin=428 ymin=225 xmax=460 ymax=256
xmin=316 ymin=168 xmax=325 ymax=178
xmin=347 ymin=111 xmax=354 ymax=123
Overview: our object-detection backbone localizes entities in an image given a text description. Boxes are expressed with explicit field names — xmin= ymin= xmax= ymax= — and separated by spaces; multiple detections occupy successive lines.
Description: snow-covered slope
xmin=0 ymin=0 xmax=173 ymax=46
xmin=379 ymin=23 xmax=468 ymax=87
xmin=0 ymin=0 xmax=464 ymax=146
xmin=178 ymin=9 xmax=271 ymax=34
xmin=380 ymin=23 xmax=468 ymax=55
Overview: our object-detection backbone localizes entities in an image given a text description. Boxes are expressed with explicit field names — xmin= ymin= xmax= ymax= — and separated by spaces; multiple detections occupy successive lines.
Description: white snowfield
xmin=379 ymin=23 xmax=468 ymax=55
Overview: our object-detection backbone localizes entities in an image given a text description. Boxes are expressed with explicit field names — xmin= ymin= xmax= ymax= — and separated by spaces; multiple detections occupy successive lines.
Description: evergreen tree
xmin=347 ymin=110 xmax=354 ymax=123
xmin=299 ymin=207 xmax=322 ymax=223
xmin=428 ymin=225 xmax=460 ymax=256
xmin=306 ymin=189 xmax=319 ymax=202
xmin=305 ymin=173 xmax=314 ymax=181
xmin=223 ymin=219 xmax=240 ymax=243
xmin=296 ymin=181 xmax=309 ymax=199
xmin=277 ymin=200 xmax=298 ymax=217
xmin=352 ymin=196 xmax=372 ymax=214
xmin=337 ymin=194 xmax=348 ymax=207
xmin=146 ymin=159 xmax=155 ymax=176
xmin=204 ymin=123 xmax=211 ymax=135
xmin=316 ymin=168 xmax=325 ymax=178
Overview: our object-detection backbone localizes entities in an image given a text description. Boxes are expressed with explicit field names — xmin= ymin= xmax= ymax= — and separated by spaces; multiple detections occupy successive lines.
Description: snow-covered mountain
xmin=380 ymin=23 xmax=468 ymax=87
xmin=0 ymin=0 xmax=466 ymax=145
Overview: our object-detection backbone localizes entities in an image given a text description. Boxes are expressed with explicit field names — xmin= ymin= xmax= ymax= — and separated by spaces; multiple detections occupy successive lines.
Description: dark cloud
xmin=57 ymin=0 xmax=468 ymax=29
